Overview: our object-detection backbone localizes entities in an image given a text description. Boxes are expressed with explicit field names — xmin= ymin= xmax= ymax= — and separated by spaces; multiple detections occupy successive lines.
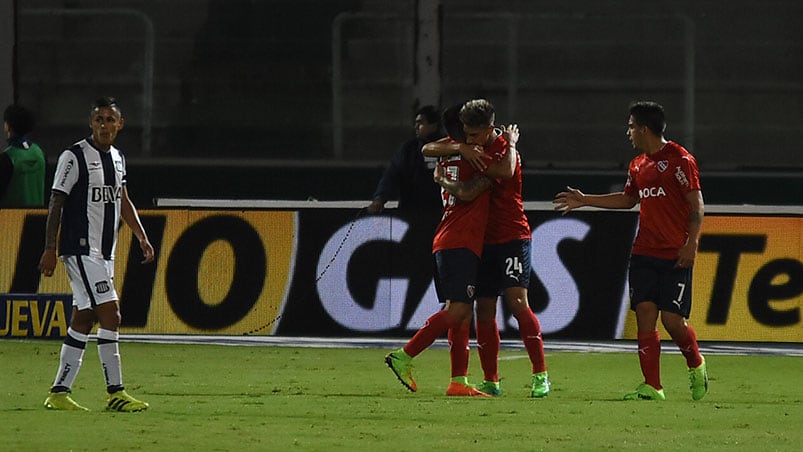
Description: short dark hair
xmin=3 ymin=104 xmax=35 ymax=137
xmin=459 ymin=99 xmax=495 ymax=128
xmin=442 ymin=104 xmax=465 ymax=143
xmin=92 ymin=96 xmax=122 ymax=115
xmin=416 ymin=105 xmax=441 ymax=126
xmin=629 ymin=101 xmax=665 ymax=136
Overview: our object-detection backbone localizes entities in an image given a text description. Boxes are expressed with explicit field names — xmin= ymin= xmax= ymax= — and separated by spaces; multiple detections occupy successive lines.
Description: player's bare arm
xmin=38 ymin=191 xmax=67 ymax=276
xmin=120 ymin=186 xmax=155 ymax=264
xmin=676 ymin=189 xmax=704 ymax=268
xmin=433 ymin=165 xmax=492 ymax=202
xmin=553 ymin=186 xmax=639 ymax=215
xmin=423 ymin=140 xmax=488 ymax=171
xmin=481 ymin=123 xmax=520 ymax=179
xmin=485 ymin=145 xmax=516 ymax=179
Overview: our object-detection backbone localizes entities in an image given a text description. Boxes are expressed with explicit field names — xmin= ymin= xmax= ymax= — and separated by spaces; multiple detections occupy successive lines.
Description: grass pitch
xmin=1 ymin=340 xmax=801 ymax=451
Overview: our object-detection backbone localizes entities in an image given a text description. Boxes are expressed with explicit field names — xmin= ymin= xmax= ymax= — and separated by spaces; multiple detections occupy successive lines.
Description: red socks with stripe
xmin=673 ymin=324 xmax=703 ymax=368
xmin=637 ymin=330 xmax=662 ymax=390
xmin=475 ymin=319 xmax=500 ymax=382
xmin=403 ymin=310 xmax=457 ymax=358
xmin=448 ymin=321 xmax=471 ymax=378
xmin=515 ymin=309 xmax=547 ymax=374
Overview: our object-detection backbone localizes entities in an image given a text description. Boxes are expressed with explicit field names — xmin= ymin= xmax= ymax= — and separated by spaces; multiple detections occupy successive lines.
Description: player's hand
xmin=366 ymin=199 xmax=384 ymax=214
xmin=139 ymin=238 xmax=155 ymax=264
xmin=553 ymin=186 xmax=585 ymax=215
xmin=433 ymin=164 xmax=445 ymax=184
xmin=503 ymin=124 xmax=520 ymax=147
xmin=38 ymin=249 xmax=57 ymax=277
xmin=457 ymin=143 xmax=488 ymax=172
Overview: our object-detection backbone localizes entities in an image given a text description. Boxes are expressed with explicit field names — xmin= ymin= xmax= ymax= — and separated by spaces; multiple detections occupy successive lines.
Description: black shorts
xmin=477 ymin=239 xmax=532 ymax=298
xmin=628 ymin=254 xmax=693 ymax=318
xmin=434 ymin=248 xmax=481 ymax=304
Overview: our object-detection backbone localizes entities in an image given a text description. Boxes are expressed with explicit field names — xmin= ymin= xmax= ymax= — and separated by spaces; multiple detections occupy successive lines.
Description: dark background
xmin=11 ymin=0 xmax=803 ymax=206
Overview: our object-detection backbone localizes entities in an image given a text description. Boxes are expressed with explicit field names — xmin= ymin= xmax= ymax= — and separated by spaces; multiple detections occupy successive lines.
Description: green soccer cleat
xmin=106 ymin=390 xmax=149 ymax=412
xmin=624 ymin=383 xmax=666 ymax=401
xmin=44 ymin=391 xmax=90 ymax=411
xmin=531 ymin=371 xmax=550 ymax=398
xmin=476 ymin=380 xmax=503 ymax=397
xmin=384 ymin=349 xmax=417 ymax=392
xmin=689 ymin=356 xmax=709 ymax=401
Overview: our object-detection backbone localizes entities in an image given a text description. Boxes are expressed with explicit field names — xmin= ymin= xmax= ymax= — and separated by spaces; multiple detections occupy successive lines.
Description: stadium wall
xmin=39 ymin=161 xmax=803 ymax=208
xmin=2 ymin=204 xmax=800 ymax=342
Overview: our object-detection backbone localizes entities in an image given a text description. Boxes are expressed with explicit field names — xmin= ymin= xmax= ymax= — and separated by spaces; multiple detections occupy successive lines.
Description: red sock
xmin=475 ymin=319 xmax=500 ymax=382
xmin=403 ymin=310 xmax=456 ymax=358
xmin=448 ymin=322 xmax=470 ymax=378
xmin=515 ymin=309 xmax=547 ymax=374
xmin=637 ymin=330 xmax=662 ymax=390
xmin=673 ymin=324 xmax=703 ymax=368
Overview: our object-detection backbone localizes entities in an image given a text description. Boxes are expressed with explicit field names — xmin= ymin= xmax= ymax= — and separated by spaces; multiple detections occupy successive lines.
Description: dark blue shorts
xmin=434 ymin=248 xmax=481 ymax=304
xmin=476 ymin=239 xmax=532 ymax=298
xmin=628 ymin=254 xmax=693 ymax=318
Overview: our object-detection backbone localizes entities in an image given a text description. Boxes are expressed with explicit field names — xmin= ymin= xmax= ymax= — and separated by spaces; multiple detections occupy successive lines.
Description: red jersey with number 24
xmin=432 ymin=135 xmax=508 ymax=257
xmin=623 ymin=141 xmax=701 ymax=259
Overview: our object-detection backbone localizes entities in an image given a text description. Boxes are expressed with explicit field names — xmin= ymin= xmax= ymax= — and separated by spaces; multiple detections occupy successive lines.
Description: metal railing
xmin=20 ymin=8 xmax=155 ymax=156
xmin=332 ymin=12 xmax=696 ymax=160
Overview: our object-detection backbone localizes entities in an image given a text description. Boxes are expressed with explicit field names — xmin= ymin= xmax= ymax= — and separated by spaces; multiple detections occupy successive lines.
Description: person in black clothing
xmin=366 ymin=105 xmax=445 ymax=213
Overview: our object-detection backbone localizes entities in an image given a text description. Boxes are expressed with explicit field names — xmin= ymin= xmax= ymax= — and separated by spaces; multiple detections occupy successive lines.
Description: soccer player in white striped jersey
xmin=38 ymin=97 xmax=155 ymax=412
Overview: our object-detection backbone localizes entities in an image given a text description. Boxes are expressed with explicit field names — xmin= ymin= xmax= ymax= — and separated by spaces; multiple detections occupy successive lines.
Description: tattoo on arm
xmin=445 ymin=176 xmax=492 ymax=201
xmin=44 ymin=193 xmax=66 ymax=250
xmin=465 ymin=176 xmax=492 ymax=196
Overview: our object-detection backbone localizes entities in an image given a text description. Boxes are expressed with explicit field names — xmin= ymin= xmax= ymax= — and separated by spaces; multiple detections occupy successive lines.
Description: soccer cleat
xmin=446 ymin=382 xmax=490 ymax=397
xmin=689 ymin=356 xmax=709 ymax=401
xmin=44 ymin=391 xmax=90 ymax=411
xmin=106 ymin=390 xmax=149 ymax=412
xmin=476 ymin=380 xmax=503 ymax=397
xmin=531 ymin=371 xmax=550 ymax=398
xmin=384 ymin=349 xmax=417 ymax=392
xmin=624 ymin=383 xmax=666 ymax=401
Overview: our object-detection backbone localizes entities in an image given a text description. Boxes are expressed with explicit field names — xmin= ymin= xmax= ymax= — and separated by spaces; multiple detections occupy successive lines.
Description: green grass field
xmin=1 ymin=339 xmax=801 ymax=451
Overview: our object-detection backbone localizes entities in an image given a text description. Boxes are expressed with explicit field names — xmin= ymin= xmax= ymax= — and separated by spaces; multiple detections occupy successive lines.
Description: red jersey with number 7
xmin=623 ymin=141 xmax=701 ymax=259
xmin=432 ymin=135 xmax=507 ymax=257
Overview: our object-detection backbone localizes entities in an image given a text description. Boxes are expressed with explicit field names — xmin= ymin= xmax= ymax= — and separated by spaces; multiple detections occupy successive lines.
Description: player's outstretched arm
xmin=553 ymin=186 xmax=638 ymax=215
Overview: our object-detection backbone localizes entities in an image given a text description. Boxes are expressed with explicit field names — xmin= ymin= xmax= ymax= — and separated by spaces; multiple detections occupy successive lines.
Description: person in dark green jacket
xmin=0 ymin=104 xmax=46 ymax=207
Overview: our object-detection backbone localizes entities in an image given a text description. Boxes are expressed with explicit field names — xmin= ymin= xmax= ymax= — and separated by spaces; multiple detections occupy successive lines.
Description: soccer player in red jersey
xmin=428 ymin=120 xmax=550 ymax=398
xmin=553 ymin=101 xmax=708 ymax=401
xmin=385 ymin=99 xmax=508 ymax=396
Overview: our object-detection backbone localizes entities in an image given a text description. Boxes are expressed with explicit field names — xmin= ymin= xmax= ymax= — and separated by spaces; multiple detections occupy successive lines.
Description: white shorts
xmin=61 ymin=255 xmax=118 ymax=311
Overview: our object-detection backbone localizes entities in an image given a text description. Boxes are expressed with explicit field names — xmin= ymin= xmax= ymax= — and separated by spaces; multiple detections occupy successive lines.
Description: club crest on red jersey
xmin=657 ymin=160 xmax=669 ymax=172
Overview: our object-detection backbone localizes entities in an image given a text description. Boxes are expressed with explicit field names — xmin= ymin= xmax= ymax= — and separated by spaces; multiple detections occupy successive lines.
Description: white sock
xmin=52 ymin=327 xmax=88 ymax=392
xmin=97 ymin=328 xmax=123 ymax=392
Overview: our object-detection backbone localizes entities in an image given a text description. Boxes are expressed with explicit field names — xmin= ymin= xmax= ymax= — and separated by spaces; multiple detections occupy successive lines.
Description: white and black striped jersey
xmin=51 ymin=138 xmax=127 ymax=261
